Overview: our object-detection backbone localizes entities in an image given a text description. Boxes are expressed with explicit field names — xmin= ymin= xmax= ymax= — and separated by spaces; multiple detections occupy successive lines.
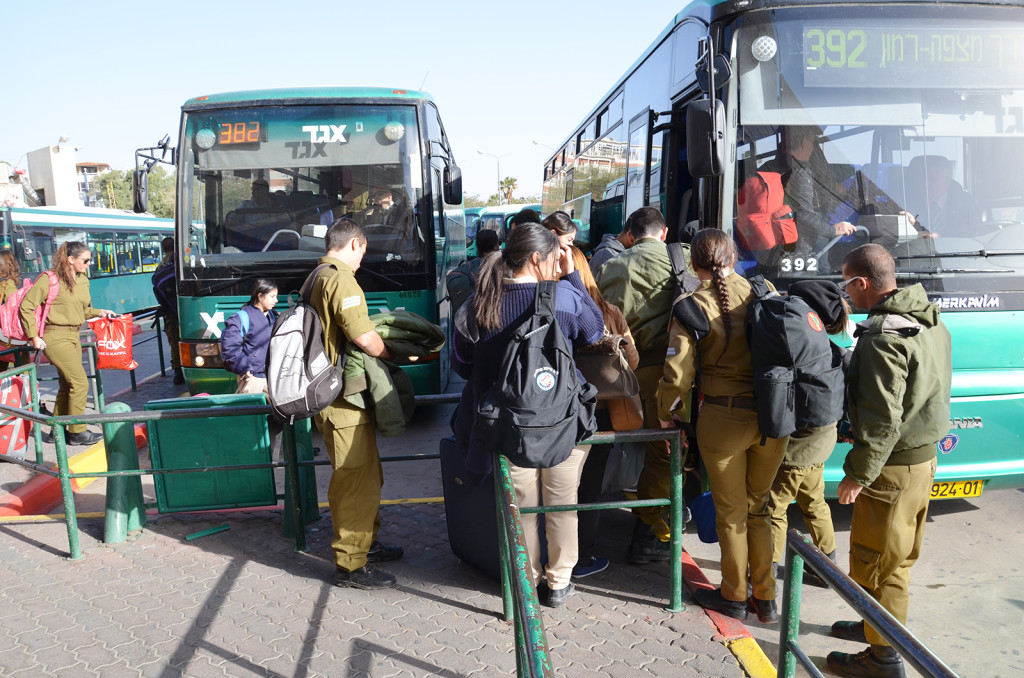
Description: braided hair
xmin=690 ymin=229 xmax=736 ymax=363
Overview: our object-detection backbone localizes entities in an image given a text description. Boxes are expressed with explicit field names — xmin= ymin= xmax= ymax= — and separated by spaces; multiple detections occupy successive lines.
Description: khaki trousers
xmin=769 ymin=462 xmax=836 ymax=563
xmin=43 ymin=327 xmax=89 ymax=434
xmin=507 ymin=446 xmax=590 ymax=590
xmin=634 ymin=364 xmax=672 ymax=540
xmin=698 ymin=402 xmax=788 ymax=601
xmin=322 ymin=419 xmax=382 ymax=571
xmin=163 ymin=315 xmax=181 ymax=370
xmin=850 ymin=458 xmax=935 ymax=647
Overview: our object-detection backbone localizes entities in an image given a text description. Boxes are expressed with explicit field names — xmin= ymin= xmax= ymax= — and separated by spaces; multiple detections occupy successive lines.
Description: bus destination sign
xmin=802 ymin=23 xmax=1024 ymax=89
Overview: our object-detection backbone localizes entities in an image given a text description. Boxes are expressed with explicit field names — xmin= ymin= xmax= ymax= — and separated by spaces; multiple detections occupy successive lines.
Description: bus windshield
xmin=180 ymin=103 xmax=425 ymax=291
xmin=730 ymin=5 xmax=1024 ymax=304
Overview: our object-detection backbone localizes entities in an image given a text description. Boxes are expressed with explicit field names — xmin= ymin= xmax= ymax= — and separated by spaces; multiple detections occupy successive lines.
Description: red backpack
xmin=0 ymin=273 xmax=61 ymax=345
xmin=736 ymin=171 xmax=798 ymax=251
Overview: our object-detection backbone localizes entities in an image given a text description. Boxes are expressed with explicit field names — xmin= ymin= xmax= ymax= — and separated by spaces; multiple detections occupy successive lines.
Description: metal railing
xmin=778 ymin=529 xmax=960 ymax=678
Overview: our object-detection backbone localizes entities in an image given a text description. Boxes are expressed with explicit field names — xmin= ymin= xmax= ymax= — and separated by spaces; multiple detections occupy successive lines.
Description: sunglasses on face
xmin=838 ymin=276 xmax=864 ymax=290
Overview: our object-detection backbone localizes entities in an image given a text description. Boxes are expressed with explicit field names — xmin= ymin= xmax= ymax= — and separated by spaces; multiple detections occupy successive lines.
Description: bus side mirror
xmin=686 ymin=99 xmax=726 ymax=177
xmin=132 ymin=170 xmax=149 ymax=214
xmin=444 ymin=165 xmax=463 ymax=205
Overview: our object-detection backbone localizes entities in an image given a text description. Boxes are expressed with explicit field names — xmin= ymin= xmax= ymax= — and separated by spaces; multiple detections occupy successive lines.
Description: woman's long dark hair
xmin=474 ymin=224 xmax=559 ymax=332
xmin=541 ymin=211 xmax=577 ymax=237
xmin=690 ymin=229 xmax=736 ymax=362
xmin=52 ymin=241 xmax=89 ymax=292
xmin=248 ymin=279 xmax=278 ymax=307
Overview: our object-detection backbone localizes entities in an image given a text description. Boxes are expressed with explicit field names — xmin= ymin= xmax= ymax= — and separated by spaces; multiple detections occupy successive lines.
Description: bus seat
xmin=224 ymin=208 xmax=296 ymax=252
xmin=289 ymin=191 xmax=334 ymax=226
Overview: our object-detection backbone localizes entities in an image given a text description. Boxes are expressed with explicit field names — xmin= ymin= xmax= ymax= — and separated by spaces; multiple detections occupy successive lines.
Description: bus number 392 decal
xmin=780 ymin=257 xmax=818 ymax=273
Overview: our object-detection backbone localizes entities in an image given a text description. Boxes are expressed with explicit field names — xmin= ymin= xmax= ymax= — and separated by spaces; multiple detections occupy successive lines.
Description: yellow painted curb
xmin=727 ymin=636 xmax=776 ymax=678
xmin=68 ymin=441 xmax=108 ymax=491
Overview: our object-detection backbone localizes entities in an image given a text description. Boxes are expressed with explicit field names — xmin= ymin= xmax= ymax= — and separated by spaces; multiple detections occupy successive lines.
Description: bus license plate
xmin=930 ymin=480 xmax=984 ymax=500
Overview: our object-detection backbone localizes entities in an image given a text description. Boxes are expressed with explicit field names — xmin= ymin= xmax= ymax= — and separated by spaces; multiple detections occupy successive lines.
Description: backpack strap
xmin=534 ymin=281 xmax=557 ymax=321
xmin=234 ymin=309 xmax=250 ymax=337
xmin=299 ymin=263 xmax=334 ymax=301
xmin=667 ymin=243 xmax=700 ymax=297
xmin=39 ymin=272 xmax=60 ymax=332
xmin=747 ymin=274 xmax=774 ymax=301
xmin=667 ymin=243 xmax=710 ymax=342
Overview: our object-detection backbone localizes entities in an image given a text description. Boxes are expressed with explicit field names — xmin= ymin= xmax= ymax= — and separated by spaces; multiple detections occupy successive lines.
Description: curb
xmin=0 ymin=423 xmax=148 ymax=517
xmin=680 ymin=545 xmax=777 ymax=678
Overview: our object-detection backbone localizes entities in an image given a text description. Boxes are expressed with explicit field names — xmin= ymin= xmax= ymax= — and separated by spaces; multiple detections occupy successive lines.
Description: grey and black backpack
xmin=266 ymin=264 xmax=346 ymax=422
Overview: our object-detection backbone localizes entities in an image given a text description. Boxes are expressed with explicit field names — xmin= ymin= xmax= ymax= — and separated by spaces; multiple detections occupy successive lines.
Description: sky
xmin=2 ymin=0 xmax=684 ymax=202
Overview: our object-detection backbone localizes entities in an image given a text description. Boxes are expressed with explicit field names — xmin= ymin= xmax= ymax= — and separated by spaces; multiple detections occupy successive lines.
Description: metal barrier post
xmin=495 ymin=463 xmax=515 ymax=622
xmin=102 ymin=402 xmax=146 ymax=544
xmin=778 ymin=543 xmax=806 ymax=678
xmin=282 ymin=421 xmax=307 ymax=552
xmin=84 ymin=343 xmax=105 ymax=413
xmin=155 ymin=314 xmax=167 ymax=377
xmin=667 ymin=430 xmax=685 ymax=612
xmin=53 ymin=426 xmax=83 ymax=560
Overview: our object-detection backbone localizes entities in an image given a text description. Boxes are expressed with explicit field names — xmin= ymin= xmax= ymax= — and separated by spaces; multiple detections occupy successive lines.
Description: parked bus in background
xmin=463 ymin=206 xmax=484 ymax=258
xmin=474 ymin=203 xmax=543 ymax=247
xmin=136 ymin=87 xmax=465 ymax=395
xmin=541 ymin=0 xmax=1024 ymax=497
xmin=0 ymin=205 xmax=175 ymax=311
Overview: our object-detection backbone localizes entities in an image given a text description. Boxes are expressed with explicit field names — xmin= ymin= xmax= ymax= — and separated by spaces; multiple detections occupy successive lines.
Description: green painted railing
xmin=778 ymin=529 xmax=960 ymax=678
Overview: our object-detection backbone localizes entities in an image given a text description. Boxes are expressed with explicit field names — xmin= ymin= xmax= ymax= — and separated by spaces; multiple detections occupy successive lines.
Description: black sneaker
xmin=366 ymin=540 xmax=404 ymax=563
xmin=67 ymin=430 xmax=102 ymax=446
xmin=40 ymin=430 xmax=54 ymax=444
xmin=832 ymin=620 xmax=869 ymax=643
xmin=804 ymin=549 xmax=837 ymax=588
xmin=629 ymin=520 xmax=671 ymax=564
xmin=826 ymin=645 xmax=905 ymax=678
xmin=572 ymin=556 xmax=609 ymax=579
xmin=748 ymin=596 xmax=779 ymax=623
xmin=693 ymin=587 xmax=748 ymax=620
xmin=333 ymin=564 xmax=396 ymax=590
xmin=545 ymin=582 xmax=575 ymax=608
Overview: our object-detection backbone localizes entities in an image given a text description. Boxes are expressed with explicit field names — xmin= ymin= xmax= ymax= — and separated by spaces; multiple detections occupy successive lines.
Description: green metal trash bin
xmin=145 ymin=393 xmax=276 ymax=512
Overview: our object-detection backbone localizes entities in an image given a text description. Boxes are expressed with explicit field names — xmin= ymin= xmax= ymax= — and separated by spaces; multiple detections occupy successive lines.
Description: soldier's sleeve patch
xmin=342 ymin=295 xmax=361 ymax=310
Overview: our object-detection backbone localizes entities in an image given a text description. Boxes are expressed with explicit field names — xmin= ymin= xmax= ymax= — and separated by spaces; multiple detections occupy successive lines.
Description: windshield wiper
xmin=895 ymin=267 xmax=1016 ymax=275
xmin=358 ymin=267 xmax=403 ymax=289
xmin=894 ymin=249 xmax=1024 ymax=261
xmin=194 ymin=272 xmax=262 ymax=297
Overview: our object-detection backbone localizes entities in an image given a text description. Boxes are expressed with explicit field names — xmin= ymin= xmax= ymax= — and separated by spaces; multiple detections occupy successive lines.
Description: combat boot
xmin=826 ymin=645 xmax=906 ymax=678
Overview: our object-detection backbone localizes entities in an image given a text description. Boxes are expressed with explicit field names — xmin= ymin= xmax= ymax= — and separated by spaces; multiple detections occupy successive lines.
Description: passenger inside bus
xmin=903 ymin=155 xmax=979 ymax=239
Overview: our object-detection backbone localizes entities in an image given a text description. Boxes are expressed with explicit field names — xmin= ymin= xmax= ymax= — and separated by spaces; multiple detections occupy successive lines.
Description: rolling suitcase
xmin=439 ymin=436 xmax=501 ymax=580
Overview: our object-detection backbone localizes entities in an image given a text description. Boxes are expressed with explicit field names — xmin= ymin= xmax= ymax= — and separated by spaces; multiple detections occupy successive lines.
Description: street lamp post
xmin=477 ymin=150 xmax=510 ymax=205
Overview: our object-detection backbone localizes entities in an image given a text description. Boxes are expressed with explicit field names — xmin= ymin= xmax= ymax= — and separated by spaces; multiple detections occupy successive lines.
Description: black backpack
xmin=745 ymin=275 xmax=844 ymax=439
xmin=151 ymin=261 xmax=177 ymax=319
xmin=473 ymin=281 xmax=598 ymax=468
xmin=265 ymin=264 xmax=346 ymax=422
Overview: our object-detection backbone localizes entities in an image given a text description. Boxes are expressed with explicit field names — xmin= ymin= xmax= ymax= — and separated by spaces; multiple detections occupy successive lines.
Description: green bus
xmin=542 ymin=0 xmax=1024 ymax=498
xmin=475 ymin=203 xmax=543 ymax=242
xmin=147 ymin=87 xmax=465 ymax=395
xmin=0 ymin=206 xmax=173 ymax=312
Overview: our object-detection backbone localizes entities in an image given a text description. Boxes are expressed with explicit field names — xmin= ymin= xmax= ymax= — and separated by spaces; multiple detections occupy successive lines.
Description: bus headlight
xmin=180 ymin=341 xmax=224 ymax=368
xmin=195 ymin=128 xmax=217 ymax=150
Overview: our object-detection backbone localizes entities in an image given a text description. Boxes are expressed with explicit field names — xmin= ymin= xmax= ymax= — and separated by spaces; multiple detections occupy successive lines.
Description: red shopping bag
xmin=88 ymin=314 xmax=139 ymax=370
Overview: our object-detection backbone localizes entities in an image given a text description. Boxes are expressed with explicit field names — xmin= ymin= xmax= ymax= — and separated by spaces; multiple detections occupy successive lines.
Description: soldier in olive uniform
xmin=22 ymin=241 xmax=113 ymax=445
xmin=827 ymin=244 xmax=952 ymax=678
xmin=307 ymin=218 xmax=404 ymax=590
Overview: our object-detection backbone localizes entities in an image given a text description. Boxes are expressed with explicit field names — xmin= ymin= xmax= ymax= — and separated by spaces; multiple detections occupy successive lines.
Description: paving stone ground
xmin=0 ymin=373 xmax=751 ymax=677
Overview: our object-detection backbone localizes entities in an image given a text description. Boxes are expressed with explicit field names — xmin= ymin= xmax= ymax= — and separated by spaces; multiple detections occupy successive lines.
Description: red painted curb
xmin=680 ymin=545 xmax=755 ymax=642
xmin=0 ymin=423 xmax=148 ymax=517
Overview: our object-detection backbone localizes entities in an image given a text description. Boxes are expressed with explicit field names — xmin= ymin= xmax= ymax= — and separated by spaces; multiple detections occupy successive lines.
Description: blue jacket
xmin=221 ymin=304 xmax=276 ymax=378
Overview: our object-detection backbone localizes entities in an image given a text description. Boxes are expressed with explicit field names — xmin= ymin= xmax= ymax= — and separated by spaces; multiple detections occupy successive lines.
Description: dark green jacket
xmin=595 ymin=238 xmax=673 ymax=366
xmin=844 ymin=284 xmax=952 ymax=486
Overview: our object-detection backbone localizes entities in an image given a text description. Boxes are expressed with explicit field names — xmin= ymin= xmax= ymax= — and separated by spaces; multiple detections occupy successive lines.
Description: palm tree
xmin=500 ymin=177 xmax=518 ymax=205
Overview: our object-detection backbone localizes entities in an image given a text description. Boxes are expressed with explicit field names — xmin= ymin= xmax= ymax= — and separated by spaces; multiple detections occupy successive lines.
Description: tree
xmin=500 ymin=176 xmax=518 ymax=204
xmin=87 ymin=166 xmax=175 ymax=217
xmin=463 ymin=193 xmax=488 ymax=208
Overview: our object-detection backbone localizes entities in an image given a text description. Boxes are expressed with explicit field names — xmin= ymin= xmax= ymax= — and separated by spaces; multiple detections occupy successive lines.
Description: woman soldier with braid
xmin=655 ymin=229 xmax=789 ymax=623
